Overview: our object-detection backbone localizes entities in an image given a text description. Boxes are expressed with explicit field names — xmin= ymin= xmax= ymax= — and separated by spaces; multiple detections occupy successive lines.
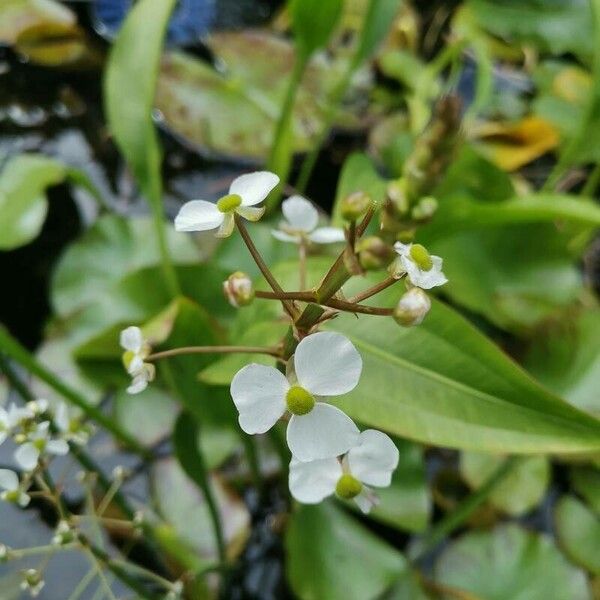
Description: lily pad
xmin=461 ymin=452 xmax=549 ymax=516
xmin=434 ymin=524 xmax=591 ymax=600
xmin=155 ymin=31 xmax=361 ymax=160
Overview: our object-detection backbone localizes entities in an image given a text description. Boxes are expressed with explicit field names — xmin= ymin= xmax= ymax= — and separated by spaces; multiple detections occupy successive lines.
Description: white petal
xmin=401 ymin=254 xmax=447 ymax=289
xmin=354 ymin=487 xmax=377 ymax=513
xmin=394 ymin=241 xmax=411 ymax=257
xmin=55 ymin=403 xmax=69 ymax=432
xmin=230 ymin=364 xmax=289 ymax=435
xmin=0 ymin=407 xmax=8 ymax=428
xmin=0 ymin=469 xmax=18 ymax=491
xmin=289 ymin=457 xmax=341 ymax=503
xmin=294 ymin=332 xmax=362 ymax=397
xmin=174 ymin=200 xmax=223 ymax=232
xmin=18 ymin=492 xmax=31 ymax=508
xmin=272 ymin=230 xmax=300 ymax=244
xmin=0 ymin=432 xmax=6 ymax=446
xmin=230 ymin=171 xmax=279 ymax=206
xmin=236 ymin=206 xmax=265 ymax=222
xmin=348 ymin=429 xmax=399 ymax=487
xmin=120 ymin=326 xmax=143 ymax=352
xmin=287 ymin=403 xmax=359 ymax=462
xmin=127 ymin=354 xmax=144 ymax=375
xmin=127 ymin=374 xmax=148 ymax=395
xmin=215 ymin=212 xmax=235 ymax=238
xmin=7 ymin=404 xmax=32 ymax=427
xmin=282 ymin=196 xmax=319 ymax=232
xmin=308 ymin=227 xmax=346 ymax=244
xmin=47 ymin=439 xmax=69 ymax=456
xmin=15 ymin=443 xmax=40 ymax=471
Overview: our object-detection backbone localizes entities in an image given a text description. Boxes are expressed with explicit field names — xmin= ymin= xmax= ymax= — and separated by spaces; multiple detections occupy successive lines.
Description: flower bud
xmin=393 ymin=288 xmax=431 ymax=326
xmin=356 ymin=237 xmax=395 ymax=271
xmin=411 ymin=196 xmax=438 ymax=222
xmin=340 ymin=191 xmax=372 ymax=221
xmin=223 ymin=272 xmax=254 ymax=307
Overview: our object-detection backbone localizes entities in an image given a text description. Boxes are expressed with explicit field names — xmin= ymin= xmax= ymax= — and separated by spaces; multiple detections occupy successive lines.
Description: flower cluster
xmin=0 ymin=399 xmax=88 ymax=507
xmin=120 ymin=326 xmax=155 ymax=394
xmin=230 ymin=332 xmax=398 ymax=512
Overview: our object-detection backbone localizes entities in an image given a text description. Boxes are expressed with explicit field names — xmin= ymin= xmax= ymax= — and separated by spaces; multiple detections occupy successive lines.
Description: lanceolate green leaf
xmin=327 ymin=288 xmax=600 ymax=453
xmin=289 ymin=0 xmax=343 ymax=59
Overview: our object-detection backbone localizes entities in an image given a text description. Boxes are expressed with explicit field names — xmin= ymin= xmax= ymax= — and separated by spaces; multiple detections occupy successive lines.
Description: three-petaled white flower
xmin=0 ymin=469 xmax=30 ymax=507
xmin=272 ymin=195 xmax=345 ymax=245
xmin=0 ymin=403 xmax=32 ymax=445
xmin=393 ymin=242 xmax=447 ymax=289
xmin=14 ymin=422 xmax=69 ymax=471
xmin=55 ymin=403 xmax=90 ymax=445
xmin=231 ymin=332 xmax=361 ymax=462
xmin=174 ymin=171 xmax=279 ymax=238
xmin=120 ymin=326 xmax=155 ymax=395
xmin=289 ymin=429 xmax=399 ymax=513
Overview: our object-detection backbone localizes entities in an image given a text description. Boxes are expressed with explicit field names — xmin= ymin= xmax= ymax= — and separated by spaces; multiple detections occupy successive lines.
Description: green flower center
xmin=3 ymin=490 xmax=20 ymax=503
xmin=217 ymin=194 xmax=242 ymax=213
xmin=335 ymin=474 xmax=363 ymax=499
xmin=33 ymin=438 xmax=46 ymax=452
xmin=409 ymin=244 xmax=433 ymax=271
xmin=286 ymin=386 xmax=315 ymax=415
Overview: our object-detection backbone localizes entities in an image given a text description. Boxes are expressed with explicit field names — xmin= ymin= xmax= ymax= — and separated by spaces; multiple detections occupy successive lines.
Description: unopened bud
xmin=21 ymin=569 xmax=44 ymax=597
xmin=356 ymin=237 xmax=395 ymax=271
xmin=411 ymin=196 xmax=438 ymax=221
xmin=223 ymin=272 xmax=254 ymax=307
xmin=340 ymin=191 xmax=372 ymax=221
xmin=393 ymin=288 xmax=431 ymax=326
xmin=52 ymin=521 xmax=74 ymax=546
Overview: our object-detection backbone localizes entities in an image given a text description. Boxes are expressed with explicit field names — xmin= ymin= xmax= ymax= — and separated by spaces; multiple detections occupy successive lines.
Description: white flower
xmin=393 ymin=242 xmax=447 ymax=289
xmin=0 ymin=469 xmax=30 ymax=507
xmin=55 ymin=403 xmax=90 ymax=445
xmin=21 ymin=569 xmax=44 ymax=597
xmin=26 ymin=399 xmax=49 ymax=416
xmin=272 ymin=195 xmax=345 ymax=244
xmin=289 ymin=429 xmax=399 ymax=513
xmin=120 ymin=326 xmax=155 ymax=395
xmin=14 ymin=422 xmax=69 ymax=471
xmin=230 ymin=332 xmax=362 ymax=462
xmin=0 ymin=403 xmax=34 ymax=444
xmin=174 ymin=171 xmax=279 ymax=238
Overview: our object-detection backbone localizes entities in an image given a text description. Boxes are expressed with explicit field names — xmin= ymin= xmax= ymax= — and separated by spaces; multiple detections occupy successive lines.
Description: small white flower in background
xmin=0 ymin=403 xmax=35 ymax=445
xmin=120 ymin=326 xmax=155 ymax=395
xmin=52 ymin=520 xmax=74 ymax=546
xmin=392 ymin=242 xmax=447 ymax=289
xmin=231 ymin=332 xmax=361 ymax=462
xmin=55 ymin=403 xmax=90 ymax=445
xmin=0 ymin=469 xmax=30 ymax=507
xmin=21 ymin=568 xmax=44 ymax=597
xmin=14 ymin=422 xmax=69 ymax=471
xmin=289 ymin=429 xmax=399 ymax=513
xmin=272 ymin=195 xmax=346 ymax=245
xmin=26 ymin=399 xmax=48 ymax=416
xmin=174 ymin=171 xmax=279 ymax=238
xmin=393 ymin=287 xmax=431 ymax=327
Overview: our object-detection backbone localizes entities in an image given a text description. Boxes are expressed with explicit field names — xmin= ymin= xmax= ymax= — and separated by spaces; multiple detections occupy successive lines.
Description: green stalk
xmin=296 ymin=64 xmax=355 ymax=194
xmin=408 ymin=456 xmax=521 ymax=563
xmin=0 ymin=327 xmax=148 ymax=456
xmin=266 ymin=54 xmax=309 ymax=210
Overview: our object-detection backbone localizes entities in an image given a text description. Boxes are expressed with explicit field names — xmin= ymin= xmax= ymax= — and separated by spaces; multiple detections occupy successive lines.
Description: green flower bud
xmin=393 ymin=288 xmax=431 ymax=326
xmin=356 ymin=237 xmax=395 ymax=271
xmin=335 ymin=474 xmax=363 ymax=499
xmin=286 ymin=386 xmax=315 ymax=415
xmin=223 ymin=272 xmax=255 ymax=308
xmin=340 ymin=191 xmax=372 ymax=221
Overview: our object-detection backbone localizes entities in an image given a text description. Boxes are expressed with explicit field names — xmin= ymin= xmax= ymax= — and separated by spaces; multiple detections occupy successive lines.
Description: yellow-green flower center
xmin=122 ymin=350 xmax=135 ymax=371
xmin=285 ymin=386 xmax=315 ymax=415
xmin=217 ymin=194 xmax=242 ymax=213
xmin=3 ymin=490 xmax=20 ymax=503
xmin=33 ymin=438 xmax=46 ymax=452
xmin=335 ymin=473 xmax=363 ymax=499
xmin=409 ymin=244 xmax=433 ymax=271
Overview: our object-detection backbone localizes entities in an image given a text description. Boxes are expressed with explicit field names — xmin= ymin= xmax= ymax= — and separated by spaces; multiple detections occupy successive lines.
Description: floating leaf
xmin=435 ymin=524 xmax=591 ymax=600
xmin=461 ymin=452 xmax=550 ymax=515
xmin=286 ymin=502 xmax=406 ymax=600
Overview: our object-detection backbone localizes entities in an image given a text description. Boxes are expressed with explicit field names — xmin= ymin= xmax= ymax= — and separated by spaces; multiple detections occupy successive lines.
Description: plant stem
xmin=256 ymin=290 xmax=315 ymax=302
xmin=235 ymin=215 xmax=297 ymax=318
xmin=267 ymin=54 xmax=309 ymax=209
xmin=347 ymin=276 xmax=397 ymax=304
xmin=148 ymin=345 xmax=280 ymax=361
xmin=408 ymin=456 xmax=521 ymax=563
xmin=582 ymin=162 xmax=600 ymax=196
xmin=0 ymin=328 xmax=148 ymax=456
xmin=299 ymin=239 xmax=307 ymax=290
xmin=255 ymin=291 xmax=393 ymax=315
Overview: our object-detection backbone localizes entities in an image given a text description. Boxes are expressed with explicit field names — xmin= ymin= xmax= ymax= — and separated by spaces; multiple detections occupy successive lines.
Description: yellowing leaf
xmin=472 ymin=116 xmax=559 ymax=171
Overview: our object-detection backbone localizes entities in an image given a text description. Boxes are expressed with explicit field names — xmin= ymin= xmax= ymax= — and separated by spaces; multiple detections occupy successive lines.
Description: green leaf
xmin=332 ymin=152 xmax=388 ymax=226
xmin=461 ymin=451 xmax=550 ymax=515
xmin=554 ymin=495 xmax=600 ymax=575
xmin=362 ymin=440 xmax=430 ymax=533
xmin=52 ymin=214 xmax=201 ymax=318
xmin=286 ymin=502 xmax=406 ymax=600
xmin=352 ymin=0 xmax=402 ymax=66
xmin=434 ymin=524 xmax=591 ymax=600
xmin=104 ymin=0 xmax=175 ymax=202
xmin=570 ymin=466 xmax=600 ymax=515
xmin=467 ymin=0 xmax=594 ymax=61
xmin=327 ymin=284 xmax=600 ymax=453
xmin=152 ymin=457 xmax=250 ymax=561
xmin=524 ymin=309 xmax=600 ymax=417
xmin=289 ymin=0 xmax=343 ymax=59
